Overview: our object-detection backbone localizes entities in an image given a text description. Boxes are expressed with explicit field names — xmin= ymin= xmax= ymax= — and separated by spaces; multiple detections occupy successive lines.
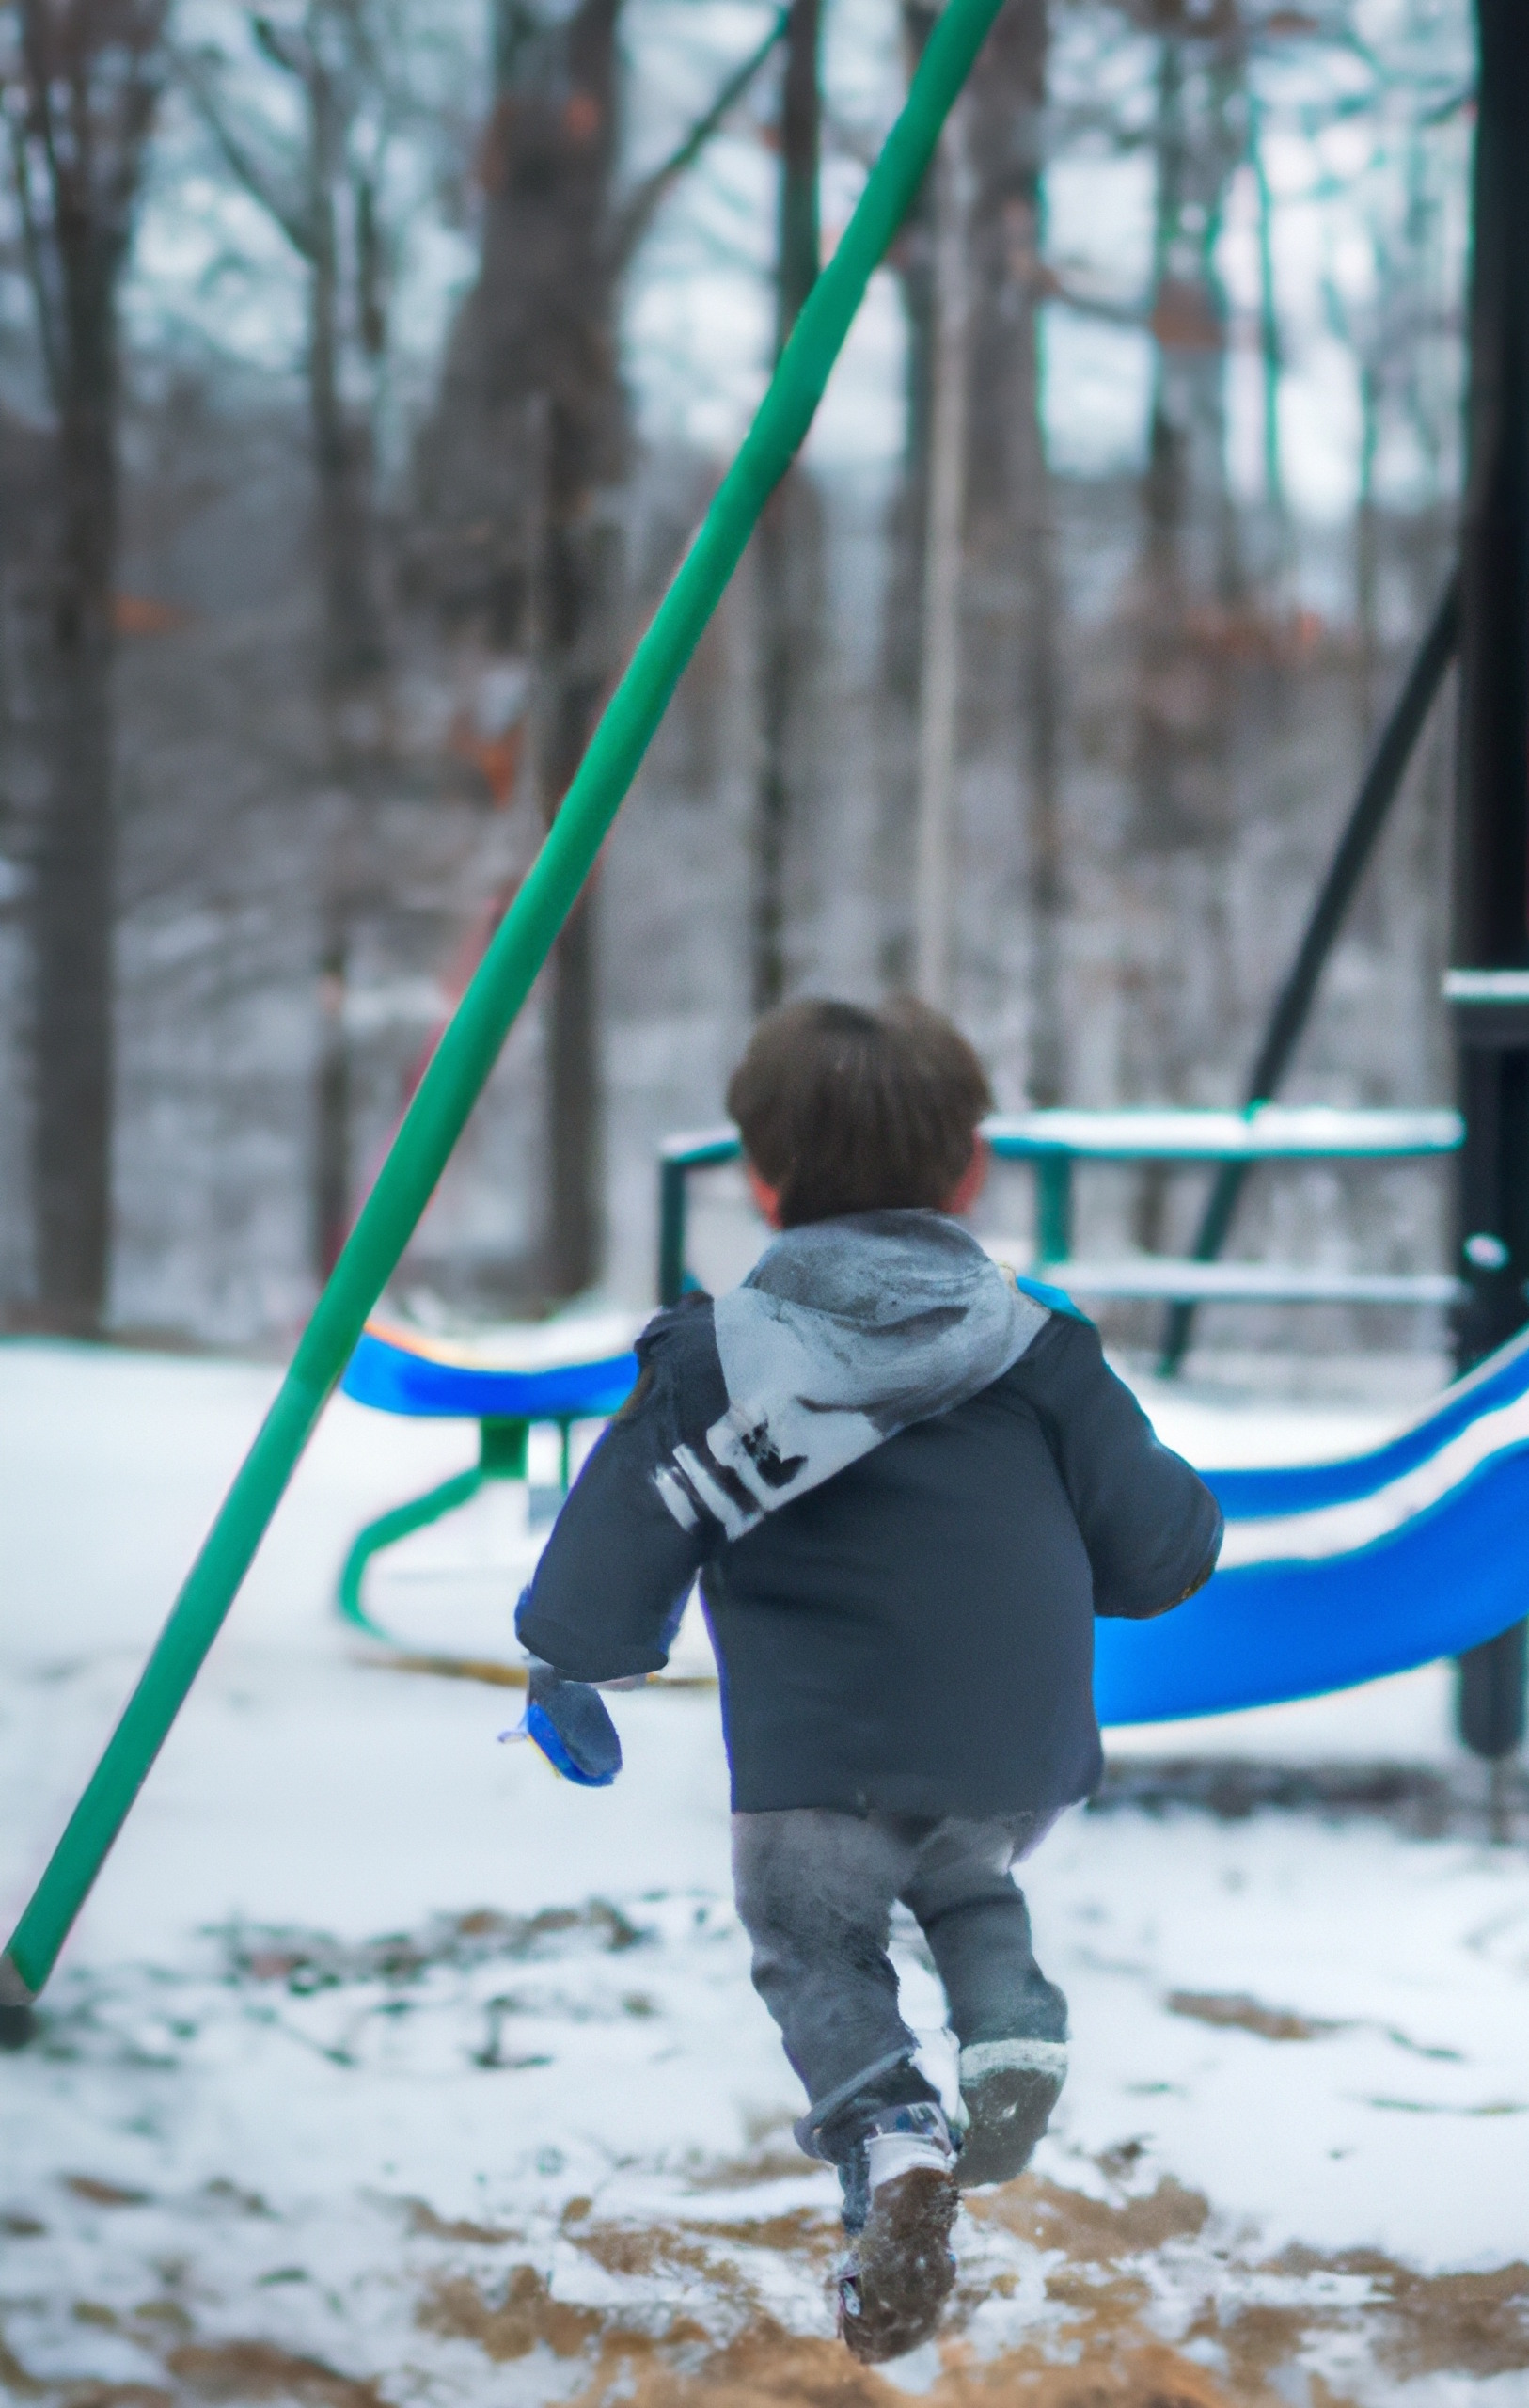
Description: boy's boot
xmin=954 ymin=2036 xmax=1068 ymax=2188
xmin=800 ymin=2063 xmax=959 ymax=2363
xmin=922 ymin=1892 xmax=1069 ymax=2189
xmin=833 ymin=2102 xmax=959 ymax=2364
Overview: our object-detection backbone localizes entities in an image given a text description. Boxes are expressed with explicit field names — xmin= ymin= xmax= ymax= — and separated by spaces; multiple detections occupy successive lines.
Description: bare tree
xmin=4 ymin=0 xmax=167 ymax=1332
xmin=177 ymin=0 xmax=404 ymax=1275
xmin=418 ymin=0 xmax=784 ymax=1296
xmin=878 ymin=0 xmax=938 ymax=992
xmin=883 ymin=0 xmax=1057 ymax=1066
xmin=1133 ymin=2 xmax=1245 ymax=847
xmin=750 ymin=0 xmax=822 ymax=1014
xmin=1102 ymin=2 xmax=1245 ymax=1267
xmin=179 ymin=3 xmax=395 ymax=694
xmin=964 ymin=0 xmax=1057 ymax=1093
xmin=912 ymin=99 xmax=969 ymax=1011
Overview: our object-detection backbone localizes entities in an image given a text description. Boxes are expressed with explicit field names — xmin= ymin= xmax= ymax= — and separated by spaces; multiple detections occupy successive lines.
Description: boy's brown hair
xmin=725 ymin=997 xmax=992 ymax=1228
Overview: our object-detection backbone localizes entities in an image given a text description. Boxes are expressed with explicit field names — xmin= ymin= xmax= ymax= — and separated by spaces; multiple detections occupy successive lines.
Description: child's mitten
xmin=515 ymin=1656 xmax=623 ymax=1787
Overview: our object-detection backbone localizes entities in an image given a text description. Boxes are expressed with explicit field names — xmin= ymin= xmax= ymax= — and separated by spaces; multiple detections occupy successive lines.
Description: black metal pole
xmin=1157 ymin=573 xmax=1458 ymax=1375
xmin=1450 ymin=0 xmax=1529 ymax=1766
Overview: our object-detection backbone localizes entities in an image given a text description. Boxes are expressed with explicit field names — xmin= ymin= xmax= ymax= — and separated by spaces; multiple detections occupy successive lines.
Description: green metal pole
xmin=657 ymin=1155 xmax=689 ymax=1307
xmin=0 ymin=0 xmax=1007 ymax=2011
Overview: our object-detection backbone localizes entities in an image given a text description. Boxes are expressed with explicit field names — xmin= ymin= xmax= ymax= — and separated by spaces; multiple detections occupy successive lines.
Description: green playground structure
xmin=0 ymin=0 xmax=1012 ymax=2014
xmin=332 ymin=1103 xmax=1465 ymax=1656
xmin=657 ymin=1107 xmax=1466 ymax=1311
xmin=337 ymin=1418 xmax=538 ymax=1643
xmin=333 ymin=1322 xmax=641 ymax=1640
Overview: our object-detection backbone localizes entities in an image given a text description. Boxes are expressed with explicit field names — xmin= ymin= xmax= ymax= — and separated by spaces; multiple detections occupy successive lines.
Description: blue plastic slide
xmin=342 ymin=1318 xmax=1529 ymax=1729
xmin=1201 ymin=1324 xmax=1529 ymax=1516
xmin=341 ymin=1317 xmax=639 ymax=1423
xmin=1096 ymin=1327 xmax=1529 ymax=1724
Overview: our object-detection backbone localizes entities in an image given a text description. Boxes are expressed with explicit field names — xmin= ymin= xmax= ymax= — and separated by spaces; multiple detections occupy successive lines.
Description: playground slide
xmin=1200 ymin=1323 xmax=1529 ymax=1516
xmin=345 ymin=1319 xmax=1529 ymax=1730
xmin=1097 ymin=1328 xmax=1529 ymax=1723
xmin=341 ymin=1315 xmax=641 ymax=1423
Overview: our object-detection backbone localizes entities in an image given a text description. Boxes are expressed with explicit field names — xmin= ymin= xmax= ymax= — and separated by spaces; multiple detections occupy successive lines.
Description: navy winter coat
xmin=518 ymin=1227 xmax=1222 ymax=1819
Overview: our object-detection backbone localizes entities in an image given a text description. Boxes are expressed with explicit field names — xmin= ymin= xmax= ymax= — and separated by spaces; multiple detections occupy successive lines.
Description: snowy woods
xmin=0 ymin=0 xmax=1474 ymax=1346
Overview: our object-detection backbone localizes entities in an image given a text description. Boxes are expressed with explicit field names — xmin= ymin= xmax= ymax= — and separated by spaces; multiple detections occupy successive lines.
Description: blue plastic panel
xmin=1204 ymin=1324 xmax=1529 ymax=1516
xmin=341 ymin=1325 xmax=638 ymax=1421
xmin=1096 ymin=1444 xmax=1529 ymax=1723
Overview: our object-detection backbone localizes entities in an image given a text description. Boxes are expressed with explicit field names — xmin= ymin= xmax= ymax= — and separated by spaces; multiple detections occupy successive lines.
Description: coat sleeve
xmin=514 ymin=1296 xmax=723 ymax=1681
xmin=1008 ymin=1311 xmax=1223 ymax=1620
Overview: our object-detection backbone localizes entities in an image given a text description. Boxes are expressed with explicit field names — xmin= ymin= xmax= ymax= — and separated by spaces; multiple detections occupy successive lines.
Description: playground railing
xmin=657 ymin=1105 xmax=1466 ymax=1314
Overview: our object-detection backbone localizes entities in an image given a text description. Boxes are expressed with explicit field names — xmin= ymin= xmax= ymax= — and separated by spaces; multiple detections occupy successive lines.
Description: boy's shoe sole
xmin=955 ymin=2037 xmax=1068 ymax=2189
xmin=837 ymin=2164 xmax=959 ymax=2364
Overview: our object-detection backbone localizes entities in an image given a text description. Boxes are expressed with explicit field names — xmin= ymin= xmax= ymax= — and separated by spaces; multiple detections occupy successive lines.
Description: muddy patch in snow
xmin=6 ymin=2030 xmax=1529 ymax=2402
xmin=970 ymin=2170 xmax=1211 ymax=2260
xmin=379 ymin=2178 xmax=1529 ymax=2404
xmin=1091 ymin=1754 xmax=1529 ymax=1841
xmin=6 ymin=1843 xmax=1529 ymax=2406
xmin=222 ymin=1899 xmax=652 ymax=1990
xmin=1166 ymin=1991 xmax=1347 ymax=2043
xmin=406 ymin=2169 xmax=1529 ymax=2405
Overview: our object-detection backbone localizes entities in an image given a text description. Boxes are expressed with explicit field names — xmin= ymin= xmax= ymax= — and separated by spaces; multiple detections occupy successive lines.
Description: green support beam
xmin=336 ymin=1418 xmax=531 ymax=1642
xmin=0 ymin=0 xmax=1009 ymax=2012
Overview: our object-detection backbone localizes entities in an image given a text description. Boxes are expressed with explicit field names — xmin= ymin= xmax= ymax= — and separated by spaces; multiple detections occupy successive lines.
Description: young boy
xmin=515 ymin=998 xmax=1222 ymax=2363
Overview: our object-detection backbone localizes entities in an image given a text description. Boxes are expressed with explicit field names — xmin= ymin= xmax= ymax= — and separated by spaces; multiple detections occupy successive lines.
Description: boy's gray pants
xmin=732 ymin=1806 xmax=1066 ymax=2150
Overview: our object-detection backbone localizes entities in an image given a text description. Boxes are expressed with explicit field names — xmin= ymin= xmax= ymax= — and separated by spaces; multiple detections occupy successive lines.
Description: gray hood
xmin=652 ymin=1210 xmax=1048 ymax=1543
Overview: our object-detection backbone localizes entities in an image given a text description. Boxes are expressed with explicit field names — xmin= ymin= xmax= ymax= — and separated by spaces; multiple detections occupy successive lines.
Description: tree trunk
xmin=878 ymin=0 xmax=938 ymax=991
xmin=19 ymin=0 xmax=166 ymax=1332
xmin=305 ymin=26 xmax=388 ymax=1280
xmin=1249 ymin=98 xmax=1285 ymax=558
xmin=544 ymin=888 xmax=601 ymax=1294
xmin=534 ymin=0 xmax=622 ymax=1296
xmin=1136 ymin=32 xmax=1190 ymax=856
xmin=1127 ymin=18 xmax=1243 ymax=1269
xmin=312 ymin=908 xmax=352 ymax=1277
xmin=538 ymin=399 xmax=620 ymax=1293
xmin=34 ymin=335 xmax=117 ymax=1330
xmin=307 ymin=42 xmax=386 ymax=698
xmin=913 ymin=109 xmax=969 ymax=1011
xmin=416 ymin=0 xmax=776 ymax=1284
xmin=417 ymin=0 xmax=625 ymax=1296
xmin=172 ymin=8 xmax=389 ymax=1281
xmin=750 ymin=0 xmax=821 ymax=1014
xmin=965 ymin=0 xmax=1056 ymax=1095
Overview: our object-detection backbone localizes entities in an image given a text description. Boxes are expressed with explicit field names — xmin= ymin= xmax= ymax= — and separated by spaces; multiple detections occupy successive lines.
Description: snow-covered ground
xmin=4 ymin=1339 xmax=1528 ymax=2405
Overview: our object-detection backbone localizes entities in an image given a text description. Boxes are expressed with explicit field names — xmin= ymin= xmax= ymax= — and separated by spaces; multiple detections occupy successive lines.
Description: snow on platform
xmin=3 ymin=1339 xmax=1528 ymax=2405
